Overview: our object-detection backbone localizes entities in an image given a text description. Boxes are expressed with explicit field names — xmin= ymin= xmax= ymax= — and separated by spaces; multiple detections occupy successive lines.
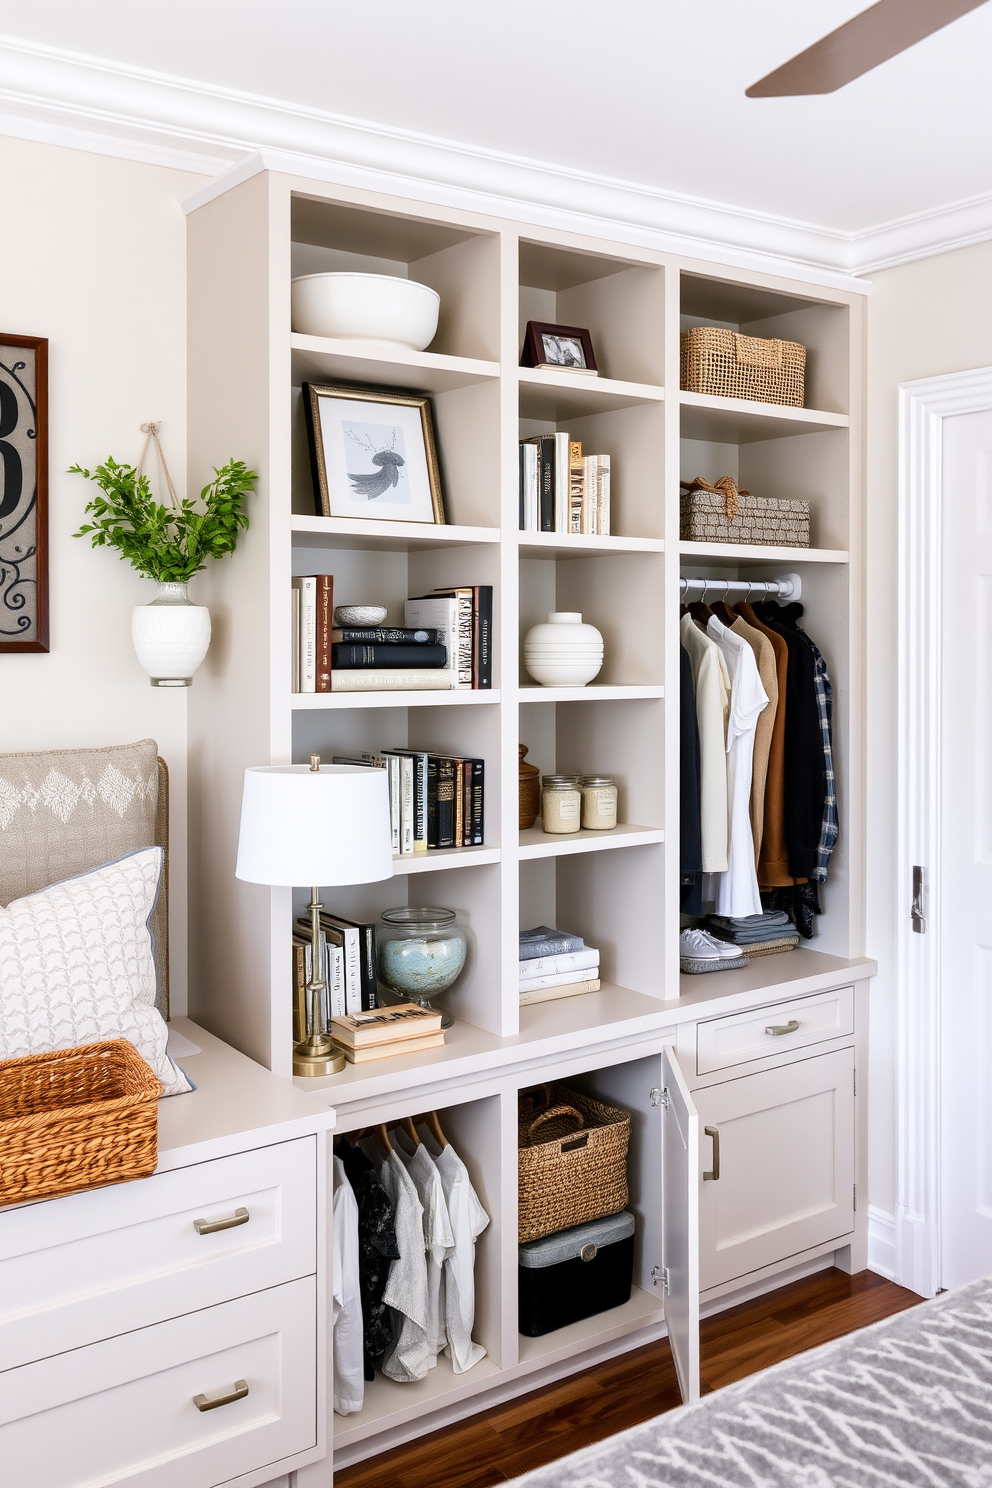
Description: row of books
xmin=518 ymin=924 xmax=600 ymax=1006
xmin=291 ymin=575 xmax=493 ymax=692
xmin=332 ymin=750 xmax=484 ymax=853
xmin=519 ymin=435 xmax=611 ymax=535
xmin=293 ymin=908 xmax=377 ymax=1023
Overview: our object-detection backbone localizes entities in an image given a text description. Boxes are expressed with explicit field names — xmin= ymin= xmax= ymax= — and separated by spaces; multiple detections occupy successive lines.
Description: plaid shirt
xmin=802 ymin=636 xmax=837 ymax=883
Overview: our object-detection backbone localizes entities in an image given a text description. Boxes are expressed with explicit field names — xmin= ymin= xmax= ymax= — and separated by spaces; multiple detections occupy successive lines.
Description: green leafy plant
xmin=70 ymin=457 xmax=258 ymax=582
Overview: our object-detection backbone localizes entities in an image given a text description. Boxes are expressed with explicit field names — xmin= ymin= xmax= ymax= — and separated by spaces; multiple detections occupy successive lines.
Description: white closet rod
xmin=679 ymin=571 xmax=802 ymax=602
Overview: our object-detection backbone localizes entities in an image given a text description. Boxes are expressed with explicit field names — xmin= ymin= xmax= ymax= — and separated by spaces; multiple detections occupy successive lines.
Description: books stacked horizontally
xmin=333 ymin=750 xmax=484 ymax=854
xmin=329 ymin=1002 xmax=445 ymax=1064
xmin=292 ymin=910 xmax=378 ymax=1031
xmin=519 ymin=434 xmax=611 ymax=536
xmin=519 ymin=924 xmax=601 ymax=1006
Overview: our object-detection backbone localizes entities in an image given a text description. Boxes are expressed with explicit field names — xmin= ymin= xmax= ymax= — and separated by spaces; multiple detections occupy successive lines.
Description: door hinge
xmin=652 ymin=1265 xmax=670 ymax=1292
xmin=912 ymin=865 xmax=927 ymax=934
xmin=650 ymin=1087 xmax=669 ymax=1110
xmin=853 ymin=1183 xmax=857 ymax=1213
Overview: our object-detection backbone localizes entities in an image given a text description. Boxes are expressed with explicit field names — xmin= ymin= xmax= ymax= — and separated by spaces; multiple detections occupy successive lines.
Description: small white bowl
xmin=291 ymin=272 xmax=440 ymax=350
xmin=333 ymin=605 xmax=388 ymax=626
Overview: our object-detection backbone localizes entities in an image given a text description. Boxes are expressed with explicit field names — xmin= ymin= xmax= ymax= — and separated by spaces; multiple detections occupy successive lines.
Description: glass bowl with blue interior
xmin=376 ymin=906 xmax=467 ymax=1029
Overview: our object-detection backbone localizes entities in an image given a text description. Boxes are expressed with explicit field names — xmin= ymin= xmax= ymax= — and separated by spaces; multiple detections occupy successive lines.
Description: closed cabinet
xmin=694 ymin=1048 xmax=856 ymax=1292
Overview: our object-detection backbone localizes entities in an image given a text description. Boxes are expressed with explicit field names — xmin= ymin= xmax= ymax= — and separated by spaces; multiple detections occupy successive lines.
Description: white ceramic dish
xmin=291 ymin=272 xmax=440 ymax=350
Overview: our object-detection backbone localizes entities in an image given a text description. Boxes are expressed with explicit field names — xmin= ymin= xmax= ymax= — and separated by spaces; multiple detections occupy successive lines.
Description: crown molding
xmin=2 ymin=33 xmax=990 ymax=286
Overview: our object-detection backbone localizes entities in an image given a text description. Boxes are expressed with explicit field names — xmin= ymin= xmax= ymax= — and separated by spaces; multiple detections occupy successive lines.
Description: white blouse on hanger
xmin=370 ymin=1145 xmax=431 ymax=1384
xmin=331 ymin=1156 xmax=364 ymax=1416
xmin=707 ymin=615 xmax=768 ymax=918
xmin=419 ymin=1125 xmax=490 ymax=1374
xmin=395 ymin=1134 xmax=455 ymax=1365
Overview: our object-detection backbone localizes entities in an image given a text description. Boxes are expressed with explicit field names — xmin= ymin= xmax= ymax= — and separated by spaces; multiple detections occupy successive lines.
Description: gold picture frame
xmin=302 ymin=381 xmax=446 ymax=524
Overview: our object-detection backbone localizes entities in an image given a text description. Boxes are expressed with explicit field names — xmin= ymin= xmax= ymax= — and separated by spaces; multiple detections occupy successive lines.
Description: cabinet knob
xmin=193 ymin=1206 xmax=250 ymax=1236
xmin=764 ymin=1019 xmax=800 ymax=1036
xmin=192 ymin=1379 xmax=249 ymax=1412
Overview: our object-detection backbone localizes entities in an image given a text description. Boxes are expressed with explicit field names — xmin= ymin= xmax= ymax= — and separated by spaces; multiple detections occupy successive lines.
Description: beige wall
xmin=0 ymin=136 xmax=207 ymax=1011
xmin=866 ymin=239 xmax=992 ymax=1214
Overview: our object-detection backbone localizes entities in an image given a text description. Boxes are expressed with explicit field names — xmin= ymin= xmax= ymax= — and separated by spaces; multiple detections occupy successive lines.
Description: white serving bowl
xmin=291 ymin=272 xmax=440 ymax=350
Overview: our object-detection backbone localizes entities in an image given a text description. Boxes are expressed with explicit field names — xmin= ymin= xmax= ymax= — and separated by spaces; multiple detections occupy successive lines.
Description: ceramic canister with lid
xmin=541 ymin=775 xmax=581 ymax=834
xmin=523 ymin=612 xmax=604 ymax=688
xmin=579 ymin=775 xmax=618 ymax=830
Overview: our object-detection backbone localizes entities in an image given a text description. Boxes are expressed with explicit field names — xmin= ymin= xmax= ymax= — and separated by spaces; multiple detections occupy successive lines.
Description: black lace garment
xmin=338 ymin=1141 xmax=401 ymax=1380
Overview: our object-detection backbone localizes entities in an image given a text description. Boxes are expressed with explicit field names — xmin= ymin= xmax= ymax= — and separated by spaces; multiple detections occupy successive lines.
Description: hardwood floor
xmin=335 ymin=1268 xmax=922 ymax=1488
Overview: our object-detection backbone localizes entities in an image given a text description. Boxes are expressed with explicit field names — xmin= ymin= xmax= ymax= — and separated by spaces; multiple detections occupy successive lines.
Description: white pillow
xmin=0 ymin=846 xmax=191 ymax=1097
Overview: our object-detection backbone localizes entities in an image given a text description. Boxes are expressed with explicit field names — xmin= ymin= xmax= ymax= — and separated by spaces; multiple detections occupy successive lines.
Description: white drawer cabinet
xmin=1 ymin=1278 xmax=317 ymax=1488
xmin=0 ymin=1138 xmax=317 ymax=1370
xmin=695 ymin=988 xmax=855 ymax=1075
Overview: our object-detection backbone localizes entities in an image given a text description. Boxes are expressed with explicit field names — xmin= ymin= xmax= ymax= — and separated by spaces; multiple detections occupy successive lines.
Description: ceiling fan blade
xmin=746 ymin=0 xmax=990 ymax=96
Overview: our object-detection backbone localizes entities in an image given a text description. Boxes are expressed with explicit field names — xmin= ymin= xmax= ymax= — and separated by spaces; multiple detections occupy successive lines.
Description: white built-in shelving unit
xmin=185 ymin=168 xmax=869 ymax=1470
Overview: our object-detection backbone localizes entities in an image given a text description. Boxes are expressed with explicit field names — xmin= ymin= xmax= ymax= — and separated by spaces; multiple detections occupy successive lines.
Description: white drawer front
xmin=0 ymin=1277 xmax=316 ymax=1488
xmin=696 ymin=987 xmax=855 ymax=1075
xmin=0 ymin=1137 xmax=316 ymax=1370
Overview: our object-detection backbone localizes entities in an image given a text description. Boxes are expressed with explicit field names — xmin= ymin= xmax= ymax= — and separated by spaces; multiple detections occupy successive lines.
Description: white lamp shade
xmin=235 ymin=764 xmax=393 ymax=887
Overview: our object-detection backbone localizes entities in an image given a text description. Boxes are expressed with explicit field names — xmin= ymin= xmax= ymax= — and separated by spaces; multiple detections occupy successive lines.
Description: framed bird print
xmin=0 ymin=333 xmax=49 ymax=652
xmin=302 ymin=382 xmax=446 ymax=524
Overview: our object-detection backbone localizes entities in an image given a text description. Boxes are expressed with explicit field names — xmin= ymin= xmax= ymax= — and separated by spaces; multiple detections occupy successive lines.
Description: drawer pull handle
xmin=765 ymin=1020 xmax=800 ymax=1036
xmin=194 ymin=1206 xmax=249 ymax=1236
xmin=193 ymin=1379 xmax=249 ymax=1412
xmin=703 ymin=1126 xmax=721 ymax=1181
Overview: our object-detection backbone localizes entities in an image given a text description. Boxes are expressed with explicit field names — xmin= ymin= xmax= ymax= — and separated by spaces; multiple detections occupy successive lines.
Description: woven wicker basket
xmin=0 ymin=1040 xmax=161 ymax=1205
xmin=518 ymin=1082 xmax=630 ymax=1243
xmin=681 ymin=326 xmax=806 ymax=407
xmin=680 ymin=476 xmax=810 ymax=547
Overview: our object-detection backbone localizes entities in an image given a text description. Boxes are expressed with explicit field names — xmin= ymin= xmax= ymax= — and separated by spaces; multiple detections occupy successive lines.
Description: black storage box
xmin=518 ymin=1210 xmax=635 ymax=1336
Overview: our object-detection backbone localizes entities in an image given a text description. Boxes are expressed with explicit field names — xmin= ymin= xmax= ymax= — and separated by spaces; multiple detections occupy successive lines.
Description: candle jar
xmin=541 ymin=775 xmax=581 ymax=834
xmin=579 ymin=775 xmax=618 ymax=830
xmin=377 ymin=906 xmax=467 ymax=1028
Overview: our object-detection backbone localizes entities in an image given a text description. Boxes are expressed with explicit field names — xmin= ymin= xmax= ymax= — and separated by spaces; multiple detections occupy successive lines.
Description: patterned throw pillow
xmin=0 ymin=847 xmax=191 ymax=1096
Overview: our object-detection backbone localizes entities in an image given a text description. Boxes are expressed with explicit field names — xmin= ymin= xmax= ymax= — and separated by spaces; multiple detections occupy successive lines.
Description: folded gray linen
xmin=706 ymin=922 xmax=797 ymax=945
xmin=709 ymin=911 xmax=791 ymax=929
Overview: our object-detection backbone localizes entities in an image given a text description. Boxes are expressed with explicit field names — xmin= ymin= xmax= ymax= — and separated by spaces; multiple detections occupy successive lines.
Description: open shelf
xmin=291 ymin=515 xmax=500 ymax=552
xmin=516 ymin=1284 xmax=665 ymax=1368
xmin=393 ymin=845 xmax=500 ymax=874
xmin=518 ymin=532 xmax=664 ymax=558
xmin=679 ymin=390 xmax=849 ymax=444
xmin=518 ymin=823 xmax=664 ymax=860
xmin=290 ymin=333 xmax=499 ymax=393
xmin=518 ymin=684 xmax=664 ymax=703
xmin=332 ymin=1353 xmax=502 ymax=1449
xmin=679 ymin=541 xmax=849 ymax=564
xmin=292 ymin=690 xmax=501 ymax=710
xmin=519 ymin=367 xmax=664 ymax=420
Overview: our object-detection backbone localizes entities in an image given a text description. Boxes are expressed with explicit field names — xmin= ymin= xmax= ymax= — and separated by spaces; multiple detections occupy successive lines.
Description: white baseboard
xmin=867 ymin=1206 xmax=897 ymax=1281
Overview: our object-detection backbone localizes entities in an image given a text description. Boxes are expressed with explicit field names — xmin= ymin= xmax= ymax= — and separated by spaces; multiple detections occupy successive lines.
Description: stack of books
xmin=329 ymin=1003 xmax=445 ymax=1064
xmin=405 ymin=586 xmax=493 ymax=690
xmin=519 ymin=435 xmax=611 ymax=536
xmin=293 ymin=909 xmax=378 ymax=1025
xmin=518 ymin=924 xmax=601 ymax=1006
xmin=332 ymin=750 xmax=484 ymax=853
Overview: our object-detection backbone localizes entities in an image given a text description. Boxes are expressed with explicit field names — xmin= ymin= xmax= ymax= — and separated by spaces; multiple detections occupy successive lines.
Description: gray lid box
xmin=518 ymin=1210 xmax=635 ymax=1268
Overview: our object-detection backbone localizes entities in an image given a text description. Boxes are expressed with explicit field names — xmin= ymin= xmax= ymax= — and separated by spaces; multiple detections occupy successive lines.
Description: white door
xmin=662 ymin=1046 xmax=699 ymax=1404
xmin=939 ymin=408 xmax=992 ymax=1289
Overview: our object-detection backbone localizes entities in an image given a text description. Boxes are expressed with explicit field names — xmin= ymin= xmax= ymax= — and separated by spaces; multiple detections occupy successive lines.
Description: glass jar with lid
xmin=579 ymin=775 xmax=618 ymax=830
xmin=376 ymin=906 xmax=467 ymax=1028
xmin=541 ymin=775 xmax=581 ymax=834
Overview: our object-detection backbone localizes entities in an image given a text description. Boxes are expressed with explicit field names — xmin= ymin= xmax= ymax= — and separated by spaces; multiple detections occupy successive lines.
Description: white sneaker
xmin=679 ymin=928 xmax=744 ymax=960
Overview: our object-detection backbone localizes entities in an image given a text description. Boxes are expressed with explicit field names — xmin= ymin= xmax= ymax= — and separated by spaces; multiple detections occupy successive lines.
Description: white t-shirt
xmin=394 ymin=1134 xmax=455 ymax=1365
xmin=707 ymin=616 xmax=768 ymax=917
xmin=331 ymin=1156 xmax=364 ymax=1416
xmin=369 ymin=1144 xmax=431 ymax=1383
xmin=419 ymin=1126 xmax=490 ymax=1374
xmin=680 ymin=613 xmax=731 ymax=872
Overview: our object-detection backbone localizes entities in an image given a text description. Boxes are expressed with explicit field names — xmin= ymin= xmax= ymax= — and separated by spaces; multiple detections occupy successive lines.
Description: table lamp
xmin=235 ymin=753 xmax=393 ymax=1076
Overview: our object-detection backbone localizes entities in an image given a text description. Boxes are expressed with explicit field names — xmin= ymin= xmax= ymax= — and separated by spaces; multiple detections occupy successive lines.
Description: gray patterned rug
xmin=505 ymin=1277 xmax=992 ymax=1487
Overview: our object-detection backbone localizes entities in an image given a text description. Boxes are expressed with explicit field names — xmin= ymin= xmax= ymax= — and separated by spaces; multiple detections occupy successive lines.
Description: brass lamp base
xmin=293 ymin=1036 xmax=346 ymax=1077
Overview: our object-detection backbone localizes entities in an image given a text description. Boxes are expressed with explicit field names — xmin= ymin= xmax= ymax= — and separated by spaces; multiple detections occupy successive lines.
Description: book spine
xmin=327 ymin=943 xmax=346 ymax=1020
xmin=597 ymin=454 xmax=611 ymax=536
xmin=476 ymin=585 xmax=493 ymax=689
xmin=292 ymin=942 xmax=307 ymax=1041
xmin=569 ymin=440 xmax=584 ymax=535
xmin=519 ymin=935 xmax=585 ymax=958
xmin=462 ymin=760 xmax=473 ymax=847
xmin=387 ymin=756 xmax=400 ymax=854
xmin=412 ymin=754 xmax=428 ymax=852
xmin=291 ymin=586 xmax=300 ymax=694
xmin=330 ymin=669 xmax=453 ymax=691
xmin=436 ymin=757 xmax=456 ymax=848
xmin=399 ymin=754 xmax=414 ymax=855
xmin=293 ymin=576 xmax=317 ymax=693
xmin=332 ymin=627 xmax=440 ymax=644
xmin=582 ymin=456 xmax=597 ymax=536
xmin=331 ymin=644 xmax=449 ymax=669
xmin=455 ymin=594 xmax=473 ymax=687
xmin=537 ymin=435 xmax=555 ymax=531
xmin=519 ymin=442 xmax=525 ymax=532
xmin=519 ymin=978 xmax=600 ymax=1007
xmin=453 ymin=758 xmax=464 ymax=847
xmin=518 ymin=947 xmax=600 ymax=978
xmin=519 ymin=965 xmax=601 ymax=990
xmin=524 ymin=442 xmax=539 ymax=531
xmin=316 ymin=574 xmax=333 ymax=692
xmin=338 ymin=923 xmax=361 ymax=1016
xmin=427 ymin=755 xmax=440 ymax=848
xmin=554 ymin=432 xmax=570 ymax=532
xmin=359 ymin=924 xmax=378 ymax=1011
xmin=470 ymin=759 xmax=485 ymax=845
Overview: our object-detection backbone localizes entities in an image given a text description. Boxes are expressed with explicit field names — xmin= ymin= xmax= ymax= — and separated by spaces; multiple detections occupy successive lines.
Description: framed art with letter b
xmin=0 ymin=334 xmax=48 ymax=652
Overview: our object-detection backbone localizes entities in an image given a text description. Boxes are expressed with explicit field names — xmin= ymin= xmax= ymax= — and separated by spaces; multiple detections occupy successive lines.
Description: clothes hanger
xmin=417 ymin=1110 xmax=449 ymax=1148
xmin=375 ymin=1122 xmax=392 ymax=1154
xmin=688 ymin=599 xmax=712 ymax=625
xmin=387 ymin=1116 xmax=421 ymax=1148
xmin=710 ymin=580 xmax=738 ymax=628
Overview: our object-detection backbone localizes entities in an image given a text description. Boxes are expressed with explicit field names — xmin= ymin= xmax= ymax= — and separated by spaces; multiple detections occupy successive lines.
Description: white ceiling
xmin=2 ymin=0 xmax=992 ymax=273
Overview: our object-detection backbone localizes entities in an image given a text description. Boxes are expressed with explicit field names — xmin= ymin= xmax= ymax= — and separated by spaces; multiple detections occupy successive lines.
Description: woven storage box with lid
xmin=0 ymin=1039 xmax=161 ymax=1205
xmin=518 ymin=1082 xmax=630 ymax=1243
xmin=680 ymin=476 xmax=810 ymax=548
xmin=681 ymin=326 xmax=806 ymax=407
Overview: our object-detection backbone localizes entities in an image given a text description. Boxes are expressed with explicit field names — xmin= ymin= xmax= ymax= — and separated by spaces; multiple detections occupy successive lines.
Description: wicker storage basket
xmin=0 ymin=1040 xmax=161 ymax=1205
xmin=518 ymin=1082 xmax=630 ymax=1242
xmin=681 ymin=326 xmax=806 ymax=407
xmin=680 ymin=476 xmax=810 ymax=548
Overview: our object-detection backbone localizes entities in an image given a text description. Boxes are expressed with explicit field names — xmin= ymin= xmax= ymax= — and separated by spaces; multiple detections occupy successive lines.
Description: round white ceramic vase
xmin=132 ymin=581 xmax=211 ymax=687
xmin=523 ymin=611 xmax=604 ymax=688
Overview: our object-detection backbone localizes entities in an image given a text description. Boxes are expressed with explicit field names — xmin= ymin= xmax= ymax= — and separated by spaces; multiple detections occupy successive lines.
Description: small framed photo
xmin=0 ymin=333 xmax=49 ymax=652
xmin=302 ymin=382 xmax=446 ymax=524
xmin=521 ymin=321 xmax=598 ymax=376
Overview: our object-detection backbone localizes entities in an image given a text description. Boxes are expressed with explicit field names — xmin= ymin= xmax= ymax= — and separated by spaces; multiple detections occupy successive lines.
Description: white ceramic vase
xmin=132 ymin=581 xmax=211 ymax=687
xmin=523 ymin=611 xmax=604 ymax=687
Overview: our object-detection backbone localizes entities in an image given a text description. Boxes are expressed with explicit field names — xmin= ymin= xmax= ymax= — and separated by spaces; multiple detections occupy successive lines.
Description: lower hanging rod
xmin=679 ymin=571 xmax=802 ymax=602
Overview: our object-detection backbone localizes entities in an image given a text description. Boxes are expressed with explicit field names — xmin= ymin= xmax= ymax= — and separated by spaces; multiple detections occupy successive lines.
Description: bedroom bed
xmin=505 ymin=1276 xmax=992 ymax=1487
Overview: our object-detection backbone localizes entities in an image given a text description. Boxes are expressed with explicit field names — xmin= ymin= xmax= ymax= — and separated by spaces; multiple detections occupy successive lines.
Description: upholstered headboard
xmin=0 ymin=739 xmax=170 ymax=1018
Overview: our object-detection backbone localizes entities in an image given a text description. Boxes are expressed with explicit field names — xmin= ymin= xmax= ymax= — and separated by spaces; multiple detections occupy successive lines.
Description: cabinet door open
xmin=662 ymin=1045 xmax=700 ymax=1404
